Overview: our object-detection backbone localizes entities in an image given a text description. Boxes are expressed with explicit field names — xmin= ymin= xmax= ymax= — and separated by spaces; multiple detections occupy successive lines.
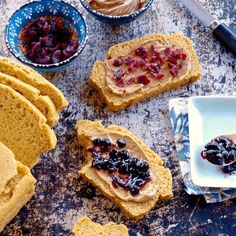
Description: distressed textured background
xmin=0 ymin=0 xmax=236 ymax=235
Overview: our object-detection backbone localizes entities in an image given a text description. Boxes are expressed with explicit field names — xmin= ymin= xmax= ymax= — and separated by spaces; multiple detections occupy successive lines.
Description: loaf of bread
xmin=72 ymin=216 xmax=129 ymax=236
xmin=76 ymin=120 xmax=173 ymax=220
xmin=0 ymin=142 xmax=36 ymax=233
xmin=0 ymin=83 xmax=57 ymax=168
xmin=0 ymin=72 xmax=59 ymax=127
xmin=89 ymin=33 xmax=201 ymax=111
xmin=0 ymin=57 xmax=68 ymax=112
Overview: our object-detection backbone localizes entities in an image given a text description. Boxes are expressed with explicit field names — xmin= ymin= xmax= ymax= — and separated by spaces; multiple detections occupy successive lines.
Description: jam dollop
xmin=88 ymin=137 xmax=151 ymax=195
xmin=19 ymin=16 xmax=79 ymax=64
xmin=201 ymin=136 xmax=236 ymax=173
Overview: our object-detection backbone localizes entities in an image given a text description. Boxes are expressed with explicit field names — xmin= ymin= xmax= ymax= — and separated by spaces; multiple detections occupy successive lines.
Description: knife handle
xmin=212 ymin=23 xmax=236 ymax=55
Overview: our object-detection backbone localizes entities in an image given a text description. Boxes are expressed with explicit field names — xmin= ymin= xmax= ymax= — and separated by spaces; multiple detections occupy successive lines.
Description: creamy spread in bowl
xmin=87 ymin=0 xmax=147 ymax=16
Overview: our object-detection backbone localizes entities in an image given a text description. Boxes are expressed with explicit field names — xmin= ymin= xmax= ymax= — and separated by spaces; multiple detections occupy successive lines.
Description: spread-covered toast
xmin=76 ymin=120 xmax=173 ymax=220
xmin=90 ymin=33 xmax=201 ymax=111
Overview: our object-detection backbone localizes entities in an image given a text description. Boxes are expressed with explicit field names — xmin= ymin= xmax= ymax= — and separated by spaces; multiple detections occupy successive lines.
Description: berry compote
xmin=201 ymin=136 xmax=236 ymax=173
xmin=88 ymin=137 xmax=152 ymax=195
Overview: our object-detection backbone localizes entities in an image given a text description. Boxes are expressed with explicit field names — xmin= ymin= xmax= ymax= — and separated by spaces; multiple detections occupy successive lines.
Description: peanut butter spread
xmin=87 ymin=0 xmax=147 ymax=16
xmin=85 ymin=130 xmax=159 ymax=203
xmin=105 ymin=40 xmax=192 ymax=97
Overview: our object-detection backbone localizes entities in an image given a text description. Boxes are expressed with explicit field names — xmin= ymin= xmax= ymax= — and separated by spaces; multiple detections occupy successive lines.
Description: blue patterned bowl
xmin=5 ymin=0 xmax=88 ymax=72
xmin=80 ymin=0 xmax=154 ymax=25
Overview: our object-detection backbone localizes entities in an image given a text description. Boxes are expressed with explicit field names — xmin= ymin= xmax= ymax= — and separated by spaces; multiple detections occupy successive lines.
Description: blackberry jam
xmin=89 ymin=137 xmax=152 ymax=195
xmin=201 ymin=136 xmax=236 ymax=173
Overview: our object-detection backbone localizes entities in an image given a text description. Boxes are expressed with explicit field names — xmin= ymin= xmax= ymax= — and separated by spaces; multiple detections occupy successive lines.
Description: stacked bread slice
xmin=72 ymin=216 xmax=129 ymax=236
xmin=76 ymin=120 xmax=173 ymax=220
xmin=0 ymin=142 xmax=36 ymax=233
xmin=0 ymin=57 xmax=68 ymax=168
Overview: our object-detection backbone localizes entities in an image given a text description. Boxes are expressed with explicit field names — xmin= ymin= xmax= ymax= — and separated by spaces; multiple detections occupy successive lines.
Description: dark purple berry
xmin=93 ymin=138 xmax=103 ymax=146
xmin=135 ymin=46 xmax=148 ymax=57
xmin=118 ymin=150 xmax=130 ymax=160
xmin=117 ymin=138 xmax=126 ymax=148
xmin=113 ymin=58 xmax=123 ymax=67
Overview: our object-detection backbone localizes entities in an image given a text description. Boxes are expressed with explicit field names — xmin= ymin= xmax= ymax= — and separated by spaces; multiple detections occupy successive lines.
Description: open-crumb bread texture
xmin=76 ymin=120 xmax=173 ymax=220
xmin=72 ymin=216 xmax=129 ymax=236
xmin=89 ymin=33 xmax=201 ymax=111
xmin=0 ymin=142 xmax=36 ymax=233
xmin=0 ymin=57 xmax=68 ymax=112
xmin=0 ymin=72 xmax=59 ymax=127
xmin=0 ymin=83 xmax=57 ymax=168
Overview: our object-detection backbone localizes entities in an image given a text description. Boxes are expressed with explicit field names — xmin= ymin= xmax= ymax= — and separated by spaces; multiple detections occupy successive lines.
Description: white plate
xmin=188 ymin=96 xmax=236 ymax=188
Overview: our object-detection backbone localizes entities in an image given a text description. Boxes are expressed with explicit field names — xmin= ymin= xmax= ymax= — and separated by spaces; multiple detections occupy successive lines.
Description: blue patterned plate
xmin=5 ymin=0 xmax=88 ymax=72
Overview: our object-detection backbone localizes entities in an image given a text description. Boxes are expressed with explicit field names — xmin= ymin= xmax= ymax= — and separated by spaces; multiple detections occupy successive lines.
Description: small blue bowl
xmin=79 ymin=0 xmax=154 ymax=25
xmin=5 ymin=0 xmax=88 ymax=72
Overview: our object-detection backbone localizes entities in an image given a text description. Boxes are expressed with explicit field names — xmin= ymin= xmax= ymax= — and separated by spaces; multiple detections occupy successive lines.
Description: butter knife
xmin=180 ymin=0 xmax=236 ymax=55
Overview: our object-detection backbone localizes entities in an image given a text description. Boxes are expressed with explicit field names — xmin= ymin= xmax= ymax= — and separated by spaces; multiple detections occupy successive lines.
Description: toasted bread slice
xmin=76 ymin=120 xmax=173 ymax=220
xmin=0 ymin=83 xmax=57 ymax=168
xmin=0 ymin=72 xmax=59 ymax=127
xmin=0 ymin=142 xmax=36 ymax=233
xmin=0 ymin=57 xmax=68 ymax=112
xmin=72 ymin=216 xmax=129 ymax=236
xmin=89 ymin=33 xmax=201 ymax=111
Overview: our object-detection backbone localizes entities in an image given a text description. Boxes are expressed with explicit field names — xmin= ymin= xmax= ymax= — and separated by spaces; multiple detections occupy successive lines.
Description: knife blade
xmin=179 ymin=0 xmax=236 ymax=55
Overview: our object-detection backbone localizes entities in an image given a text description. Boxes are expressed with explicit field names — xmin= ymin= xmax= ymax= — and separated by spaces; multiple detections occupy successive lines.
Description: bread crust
xmin=0 ymin=143 xmax=36 ymax=233
xmin=0 ymin=57 xmax=68 ymax=112
xmin=0 ymin=72 xmax=59 ymax=127
xmin=0 ymin=83 xmax=57 ymax=168
xmin=89 ymin=33 xmax=201 ymax=111
xmin=72 ymin=216 xmax=129 ymax=236
xmin=76 ymin=120 xmax=173 ymax=220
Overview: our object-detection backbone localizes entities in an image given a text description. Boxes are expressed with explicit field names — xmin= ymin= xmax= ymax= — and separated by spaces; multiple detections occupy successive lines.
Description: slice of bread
xmin=0 ymin=83 xmax=57 ymax=168
xmin=72 ymin=216 xmax=129 ymax=236
xmin=76 ymin=120 xmax=173 ymax=220
xmin=89 ymin=33 xmax=201 ymax=111
xmin=0 ymin=57 xmax=68 ymax=112
xmin=0 ymin=142 xmax=36 ymax=233
xmin=0 ymin=72 xmax=59 ymax=127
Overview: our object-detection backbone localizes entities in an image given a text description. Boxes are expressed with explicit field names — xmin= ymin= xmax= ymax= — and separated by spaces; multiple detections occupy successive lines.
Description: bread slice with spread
xmin=0 ymin=83 xmax=57 ymax=168
xmin=0 ymin=142 xmax=36 ymax=233
xmin=0 ymin=72 xmax=59 ymax=127
xmin=0 ymin=57 xmax=68 ymax=112
xmin=90 ymin=33 xmax=201 ymax=111
xmin=72 ymin=216 xmax=129 ymax=236
xmin=76 ymin=120 xmax=173 ymax=220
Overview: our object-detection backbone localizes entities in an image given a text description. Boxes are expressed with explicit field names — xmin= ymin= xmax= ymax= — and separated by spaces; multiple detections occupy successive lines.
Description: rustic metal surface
xmin=0 ymin=0 xmax=236 ymax=235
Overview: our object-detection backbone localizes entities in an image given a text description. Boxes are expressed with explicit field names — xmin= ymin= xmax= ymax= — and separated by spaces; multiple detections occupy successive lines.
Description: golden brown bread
xmin=0 ymin=83 xmax=57 ymax=168
xmin=0 ymin=72 xmax=59 ymax=127
xmin=76 ymin=120 xmax=173 ymax=220
xmin=0 ymin=56 xmax=68 ymax=112
xmin=89 ymin=33 xmax=201 ymax=111
xmin=0 ymin=142 xmax=36 ymax=233
xmin=72 ymin=216 xmax=129 ymax=236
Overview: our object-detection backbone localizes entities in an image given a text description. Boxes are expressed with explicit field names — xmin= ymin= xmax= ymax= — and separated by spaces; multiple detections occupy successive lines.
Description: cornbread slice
xmin=72 ymin=216 xmax=129 ymax=236
xmin=0 ymin=83 xmax=57 ymax=168
xmin=76 ymin=120 xmax=173 ymax=220
xmin=0 ymin=142 xmax=36 ymax=233
xmin=89 ymin=33 xmax=201 ymax=111
xmin=0 ymin=57 xmax=68 ymax=112
xmin=0 ymin=72 xmax=59 ymax=127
